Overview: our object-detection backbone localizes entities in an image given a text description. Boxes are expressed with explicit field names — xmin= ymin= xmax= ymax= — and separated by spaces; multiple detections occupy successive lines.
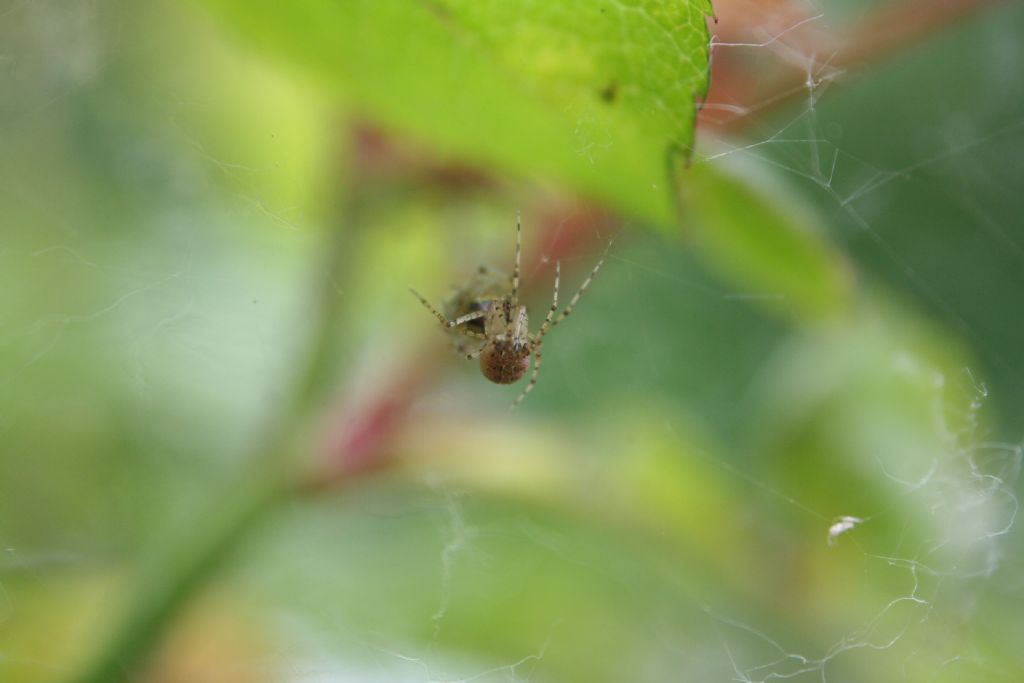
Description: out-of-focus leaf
xmin=197 ymin=0 xmax=713 ymax=226
xmin=748 ymin=299 xmax=1010 ymax=583
xmin=679 ymin=162 xmax=853 ymax=319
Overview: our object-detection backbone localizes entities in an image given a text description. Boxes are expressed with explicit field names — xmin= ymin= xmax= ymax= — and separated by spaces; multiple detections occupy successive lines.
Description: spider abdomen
xmin=480 ymin=343 xmax=530 ymax=384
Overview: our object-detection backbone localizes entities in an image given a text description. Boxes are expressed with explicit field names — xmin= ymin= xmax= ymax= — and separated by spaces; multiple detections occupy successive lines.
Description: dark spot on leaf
xmin=600 ymin=81 xmax=619 ymax=104
xmin=419 ymin=0 xmax=453 ymax=24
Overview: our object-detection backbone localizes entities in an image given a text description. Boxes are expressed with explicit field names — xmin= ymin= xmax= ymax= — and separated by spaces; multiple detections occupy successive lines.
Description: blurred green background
xmin=2 ymin=1 xmax=1023 ymax=681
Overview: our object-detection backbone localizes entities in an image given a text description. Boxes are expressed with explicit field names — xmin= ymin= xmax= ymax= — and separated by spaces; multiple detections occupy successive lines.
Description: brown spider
xmin=411 ymin=216 xmax=608 ymax=407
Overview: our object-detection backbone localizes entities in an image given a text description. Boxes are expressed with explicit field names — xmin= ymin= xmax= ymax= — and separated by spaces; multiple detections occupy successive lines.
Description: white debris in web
xmin=826 ymin=515 xmax=863 ymax=546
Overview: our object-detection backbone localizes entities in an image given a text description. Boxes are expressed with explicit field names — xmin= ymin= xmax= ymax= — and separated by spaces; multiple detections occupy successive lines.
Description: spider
xmin=411 ymin=216 xmax=608 ymax=408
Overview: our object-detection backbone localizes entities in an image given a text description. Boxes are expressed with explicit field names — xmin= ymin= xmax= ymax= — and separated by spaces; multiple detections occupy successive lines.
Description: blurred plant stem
xmin=65 ymin=461 xmax=292 ymax=683
xmin=64 ymin=130 xmax=368 ymax=683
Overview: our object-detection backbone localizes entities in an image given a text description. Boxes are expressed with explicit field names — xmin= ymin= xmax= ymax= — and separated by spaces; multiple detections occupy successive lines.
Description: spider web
xmin=377 ymin=3 xmax=1024 ymax=681
xmin=1 ymin=1 xmax=1023 ymax=682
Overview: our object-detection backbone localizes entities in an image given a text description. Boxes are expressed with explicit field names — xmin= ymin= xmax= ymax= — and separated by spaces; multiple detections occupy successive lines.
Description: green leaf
xmin=678 ymin=162 xmax=854 ymax=319
xmin=197 ymin=0 xmax=714 ymax=226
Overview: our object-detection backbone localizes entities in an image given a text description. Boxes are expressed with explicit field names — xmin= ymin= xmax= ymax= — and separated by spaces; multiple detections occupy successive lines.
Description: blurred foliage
xmin=1 ymin=1 xmax=1023 ymax=683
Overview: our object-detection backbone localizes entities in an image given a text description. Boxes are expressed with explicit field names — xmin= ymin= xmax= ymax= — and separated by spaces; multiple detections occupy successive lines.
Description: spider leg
xmin=409 ymin=288 xmax=449 ymax=326
xmin=535 ymin=241 xmax=611 ymax=342
xmin=449 ymin=309 xmax=487 ymax=328
xmin=410 ymin=289 xmax=487 ymax=330
xmin=535 ymin=260 xmax=560 ymax=340
xmin=510 ymin=345 xmax=543 ymax=409
xmin=511 ymin=303 xmax=529 ymax=348
xmin=511 ymin=212 xmax=521 ymax=309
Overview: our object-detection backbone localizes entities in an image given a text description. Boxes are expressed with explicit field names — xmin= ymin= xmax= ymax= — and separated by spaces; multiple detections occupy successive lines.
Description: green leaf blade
xmin=198 ymin=0 xmax=714 ymax=225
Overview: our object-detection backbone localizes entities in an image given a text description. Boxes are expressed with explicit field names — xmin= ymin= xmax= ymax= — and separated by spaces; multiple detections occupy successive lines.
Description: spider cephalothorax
xmin=411 ymin=216 xmax=607 ymax=407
